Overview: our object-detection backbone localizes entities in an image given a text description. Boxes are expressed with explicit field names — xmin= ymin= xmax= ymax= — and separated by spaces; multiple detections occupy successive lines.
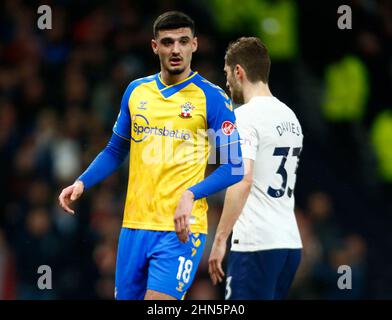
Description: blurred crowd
xmin=0 ymin=0 xmax=391 ymax=299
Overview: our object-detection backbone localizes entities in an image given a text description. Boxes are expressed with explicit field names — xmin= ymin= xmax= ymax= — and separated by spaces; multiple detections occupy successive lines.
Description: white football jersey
xmin=231 ymin=96 xmax=303 ymax=251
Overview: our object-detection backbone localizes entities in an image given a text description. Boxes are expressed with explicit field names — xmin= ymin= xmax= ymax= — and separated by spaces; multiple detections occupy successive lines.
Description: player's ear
xmin=151 ymin=39 xmax=159 ymax=55
xmin=235 ymin=64 xmax=244 ymax=80
xmin=192 ymin=36 xmax=198 ymax=53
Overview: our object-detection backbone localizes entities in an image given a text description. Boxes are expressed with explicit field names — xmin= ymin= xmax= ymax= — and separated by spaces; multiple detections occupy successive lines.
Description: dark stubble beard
xmin=168 ymin=67 xmax=186 ymax=75
xmin=231 ymin=85 xmax=245 ymax=105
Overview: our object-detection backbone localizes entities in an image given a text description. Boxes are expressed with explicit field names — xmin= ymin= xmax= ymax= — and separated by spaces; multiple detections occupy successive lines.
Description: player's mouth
xmin=169 ymin=56 xmax=182 ymax=66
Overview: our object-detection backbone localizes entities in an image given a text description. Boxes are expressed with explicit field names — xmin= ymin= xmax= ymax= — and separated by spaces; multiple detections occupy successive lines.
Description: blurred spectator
xmin=290 ymin=209 xmax=323 ymax=299
xmin=311 ymin=233 xmax=367 ymax=299
xmin=0 ymin=228 xmax=16 ymax=299
xmin=13 ymin=207 xmax=61 ymax=299
xmin=322 ymin=55 xmax=369 ymax=123
xmin=306 ymin=192 xmax=342 ymax=253
xmin=371 ymin=110 xmax=392 ymax=183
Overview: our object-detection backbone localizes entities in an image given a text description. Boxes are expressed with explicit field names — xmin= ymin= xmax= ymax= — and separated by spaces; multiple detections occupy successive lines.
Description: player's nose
xmin=172 ymin=41 xmax=181 ymax=54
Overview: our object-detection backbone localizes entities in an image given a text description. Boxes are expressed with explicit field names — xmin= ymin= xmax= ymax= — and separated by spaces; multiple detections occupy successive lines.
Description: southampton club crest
xmin=179 ymin=102 xmax=195 ymax=118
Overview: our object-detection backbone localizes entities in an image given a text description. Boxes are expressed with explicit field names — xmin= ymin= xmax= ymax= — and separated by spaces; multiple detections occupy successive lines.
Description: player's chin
xmin=167 ymin=66 xmax=186 ymax=75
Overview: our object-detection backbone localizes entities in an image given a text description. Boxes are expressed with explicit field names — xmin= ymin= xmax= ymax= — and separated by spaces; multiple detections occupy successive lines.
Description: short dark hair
xmin=153 ymin=11 xmax=195 ymax=38
xmin=225 ymin=37 xmax=271 ymax=84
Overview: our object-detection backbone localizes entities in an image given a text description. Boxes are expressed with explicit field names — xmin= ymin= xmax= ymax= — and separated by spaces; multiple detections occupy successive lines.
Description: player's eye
xmin=161 ymin=39 xmax=173 ymax=46
xmin=180 ymin=38 xmax=190 ymax=44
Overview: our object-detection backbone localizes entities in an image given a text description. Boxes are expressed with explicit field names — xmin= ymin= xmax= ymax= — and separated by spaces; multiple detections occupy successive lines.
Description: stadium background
xmin=0 ymin=0 xmax=391 ymax=299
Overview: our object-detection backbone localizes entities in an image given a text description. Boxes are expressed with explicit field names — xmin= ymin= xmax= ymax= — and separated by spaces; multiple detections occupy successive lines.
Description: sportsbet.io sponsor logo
xmin=130 ymin=116 xmax=242 ymax=174
xmin=132 ymin=114 xmax=191 ymax=142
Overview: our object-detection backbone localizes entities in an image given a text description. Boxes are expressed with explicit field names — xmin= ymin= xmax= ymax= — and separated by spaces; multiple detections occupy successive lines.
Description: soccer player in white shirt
xmin=208 ymin=37 xmax=303 ymax=300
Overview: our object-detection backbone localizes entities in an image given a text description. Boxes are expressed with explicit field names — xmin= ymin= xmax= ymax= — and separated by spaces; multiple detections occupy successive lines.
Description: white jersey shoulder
xmin=232 ymin=96 xmax=303 ymax=251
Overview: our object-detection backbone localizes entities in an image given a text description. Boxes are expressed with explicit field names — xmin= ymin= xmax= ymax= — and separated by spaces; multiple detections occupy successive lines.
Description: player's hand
xmin=174 ymin=190 xmax=194 ymax=243
xmin=208 ymin=238 xmax=226 ymax=285
xmin=58 ymin=180 xmax=84 ymax=214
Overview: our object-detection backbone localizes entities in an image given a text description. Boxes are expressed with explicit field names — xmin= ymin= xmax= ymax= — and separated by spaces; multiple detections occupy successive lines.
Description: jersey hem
xmin=231 ymin=243 xmax=303 ymax=252
xmin=122 ymin=221 xmax=207 ymax=234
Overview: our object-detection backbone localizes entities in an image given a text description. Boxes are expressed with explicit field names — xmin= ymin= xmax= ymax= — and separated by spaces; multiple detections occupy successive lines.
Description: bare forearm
xmin=214 ymin=180 xmax=252 ymax=243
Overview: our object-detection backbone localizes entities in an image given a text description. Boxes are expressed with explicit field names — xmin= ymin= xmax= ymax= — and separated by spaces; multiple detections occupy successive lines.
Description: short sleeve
xmin=235 ymin=108 xmax=259 ymax=160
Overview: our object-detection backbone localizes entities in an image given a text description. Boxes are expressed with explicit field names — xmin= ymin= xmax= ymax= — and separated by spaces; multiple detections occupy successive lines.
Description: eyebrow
xmin=160 ymin=36 xmax=191 ymax=42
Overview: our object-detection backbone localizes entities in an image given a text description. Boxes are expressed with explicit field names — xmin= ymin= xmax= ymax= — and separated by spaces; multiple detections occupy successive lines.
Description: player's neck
xmin=160 ymin=66 xmax=192 ymax=86
xmin=243 ymin=81 xmax=272 ymax=104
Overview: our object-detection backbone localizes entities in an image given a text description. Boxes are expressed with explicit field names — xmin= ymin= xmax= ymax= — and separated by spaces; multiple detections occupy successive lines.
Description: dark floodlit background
xmin=0 ymin=0 xmax=391 ymax=299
